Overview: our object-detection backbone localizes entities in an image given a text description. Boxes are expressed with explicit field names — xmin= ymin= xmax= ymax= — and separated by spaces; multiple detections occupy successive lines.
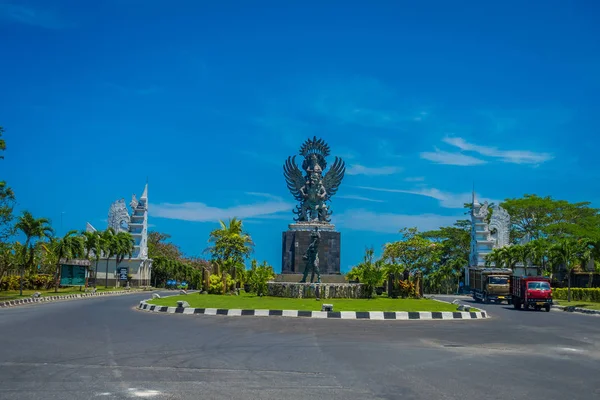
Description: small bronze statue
xmin=300 ymin=227 xmax=321 ymax=283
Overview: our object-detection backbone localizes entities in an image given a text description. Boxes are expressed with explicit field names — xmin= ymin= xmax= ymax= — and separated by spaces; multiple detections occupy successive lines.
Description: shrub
xmin=397 ymin=280 xmax=416 ymax=298
xmin=207 ymin=274 xmax=234 ymax=294
xmin=553 ymin=288 xmax=600 ymax=302
xmin=30 ymin=274 xmax=53 ymax=290
xmin=246 ymin=260 xmax=275 ymax=296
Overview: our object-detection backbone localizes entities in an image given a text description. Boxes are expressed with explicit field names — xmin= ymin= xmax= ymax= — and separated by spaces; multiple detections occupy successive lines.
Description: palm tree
xmin=550 ymin=238 xmax=591 ymax=302
xmin=14 ymin=211 xmax=54 ymax=295
xmin=207 ymin=218 xmax=254 ymax=283
xmin=114 ymin=231 xmax=135 ymax=287
xmin=100 ymin=228 xmax=116 ymax=287
xmin=485 ymin=248 xmax=505 ymax=268
xmin=82 ymin=231 xmax=101 ymax=286
xmin=51 ymin=230 xmax=85 ymax=292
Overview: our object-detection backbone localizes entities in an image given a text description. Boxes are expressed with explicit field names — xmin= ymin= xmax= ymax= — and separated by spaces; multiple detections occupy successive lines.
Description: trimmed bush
xmin=553 ymin=288 xmax=600 ymax=302
xmin=207 ymin=274 xmax=234 ymax=295
xmin=1 ymin=274 xmax=55 ymax=291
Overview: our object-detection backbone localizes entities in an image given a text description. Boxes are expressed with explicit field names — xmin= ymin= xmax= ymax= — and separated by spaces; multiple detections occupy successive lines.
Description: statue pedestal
xmin=281 ymin=223 xmax=341 ymax=276
xmin=267 ymin=282 xmax=365 ymax=299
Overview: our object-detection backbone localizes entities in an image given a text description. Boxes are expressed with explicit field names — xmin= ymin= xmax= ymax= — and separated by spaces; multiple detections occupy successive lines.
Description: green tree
xmin=0 ymin=242 xmax=19 ymax=289
xmin=347 ymin=247 xmax=386 ymax=298
xmin=549 ymin=238 xmax=593 ymax=302
xmin=50 ymin=230 xmax=85 ymax=292
xmin=148 ymin=231 xmax=182 ymax=260
xmin=14 ymin=211 xmax=54 ymax=295
xmin=485 ymin=248 xmax=505 ymax=268
xmin=113 ymin=231 xmax=135 ymax=286
xmin=100 ymin=228 xmax=116 ymax=287
xmin=0 ymin=127 xmax=16 ymax=242
xmin=383 ymin=227 xmax=437 ymax=274
xmin=247 ymin=259 xmax=275 ymax=296
xmin=501 ymin=194 xmax=600 ymax=242
xmin=206 ymin=218 xmax=254 ymax=283
xmin=422 ymin=220 xmax=470 ymax=292
xmin=82 ymin=230 xmax=101 ymax=284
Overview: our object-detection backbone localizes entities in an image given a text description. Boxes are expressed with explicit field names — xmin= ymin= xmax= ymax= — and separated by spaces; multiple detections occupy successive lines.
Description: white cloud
xmin=346 ymin=164 xmax=402 ymax=176
xmin=245 ymin=192 xmax=283 ymax=201
xmin=336 ymin=209 xmax=461 ymax=233
xmin=404 ymin=176 xmax=425 ymax=182
xmin=443 ymin=137 xmax=553 ymax=165
xmin=338 ymin=195 xmax=385 ymax=203
xmin=354 ymin=186 xmax=498 ymax=209
xmin=151 ymin=196 xmax=294 ymax=222
xmin=420 ymin=149 xmax=487 ymax=166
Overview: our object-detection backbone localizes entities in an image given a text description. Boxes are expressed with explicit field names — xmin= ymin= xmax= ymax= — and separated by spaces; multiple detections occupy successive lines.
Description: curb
xmin=552 ymin=304 xmax=600 ymax=316
xmin=0 ymin=290 xmax=144 ymax=308
xmin=137 ymin=301 xmax=488 ymax=320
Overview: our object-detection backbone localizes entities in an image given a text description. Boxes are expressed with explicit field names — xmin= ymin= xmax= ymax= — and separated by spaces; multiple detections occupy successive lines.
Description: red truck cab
xmin=510 ymin=276 xmax=552 ymax=312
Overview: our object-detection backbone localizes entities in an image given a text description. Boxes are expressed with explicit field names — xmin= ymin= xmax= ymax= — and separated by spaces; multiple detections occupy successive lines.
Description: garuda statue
xmin=283 ymin=136 xmax=345 ymax=223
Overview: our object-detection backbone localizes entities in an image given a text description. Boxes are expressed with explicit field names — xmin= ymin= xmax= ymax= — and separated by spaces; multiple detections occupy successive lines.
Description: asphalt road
xmin=0 ymin=292 xmax=599 ymax=400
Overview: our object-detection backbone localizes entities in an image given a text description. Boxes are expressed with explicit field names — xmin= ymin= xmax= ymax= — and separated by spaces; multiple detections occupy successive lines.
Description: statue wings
xmin=283 ymin=156 xmax=305 ymax=202
xmin=322 ymin=156 xmax=345 ymax=201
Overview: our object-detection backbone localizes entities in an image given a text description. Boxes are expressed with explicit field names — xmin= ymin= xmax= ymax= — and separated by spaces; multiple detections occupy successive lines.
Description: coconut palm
xmin=50 ymin=230 xmax=85 ymax=292
xmin=529 ymin=238 xmax=550 ymax=275
xmin=82 ymin=230 xmax=101 ymax=285
xmin=100 ymin=228 xmax=116 ymax=287
xmin=485 ymin=248 xmax=505 ymax=268
xmin=207 ymin=218 xmax=254 ymax=283
xmin=550 ymin=238 xmax=592 ymax=302
xmin=14 ymin=211 xmax=54 ymax=295
xmin=113 ymin=231 xmax=135 ymax=286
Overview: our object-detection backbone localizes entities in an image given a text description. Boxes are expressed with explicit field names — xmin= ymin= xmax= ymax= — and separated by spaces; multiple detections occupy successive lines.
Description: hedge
xmin=0 ymin=274 xmax=54 ymax=291
xmin=553 ymin=288 xmax=600 ymax=302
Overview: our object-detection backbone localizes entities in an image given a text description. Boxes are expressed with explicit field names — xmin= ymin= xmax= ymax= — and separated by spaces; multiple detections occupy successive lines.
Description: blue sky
xmin=2 ymin=0 xmax=599 ymax=272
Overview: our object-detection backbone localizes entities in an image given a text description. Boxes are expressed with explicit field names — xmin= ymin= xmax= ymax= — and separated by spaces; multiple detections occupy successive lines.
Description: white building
xmin=87 ymin=184 xmax=152 ymax=287
xmin=465 ymin=192 xmax=511 ymax=286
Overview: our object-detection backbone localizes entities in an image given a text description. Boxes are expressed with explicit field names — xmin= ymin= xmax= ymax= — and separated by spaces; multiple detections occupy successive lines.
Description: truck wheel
xmin=544 ymin=304 xmax=551 ymax=312
xmin=513 ymin=300 xmax=521 ymax=310
xmin=483 ymin=294 xmax=489 ymax=304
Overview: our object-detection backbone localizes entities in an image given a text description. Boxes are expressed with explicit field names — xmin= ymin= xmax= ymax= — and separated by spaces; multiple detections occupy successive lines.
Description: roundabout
xmin=137 ymin=292 xmax=488 ymax=320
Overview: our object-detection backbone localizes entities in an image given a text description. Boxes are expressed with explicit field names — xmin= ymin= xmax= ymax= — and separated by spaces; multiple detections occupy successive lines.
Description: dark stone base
xmin=281 ymin=229 xmax=341 ymax=275
xmin=274 ymin=274 xmax=347 ymax=283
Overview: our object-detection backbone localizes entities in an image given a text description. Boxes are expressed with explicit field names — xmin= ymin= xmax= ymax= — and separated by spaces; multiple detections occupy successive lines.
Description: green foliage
xmin=148 ymin=231 xmax=182 ymax=260
xmin=383 ymin=227 xmax=438 ymax=273
xmin=422 ymin=220 xmax=470 ymax=293
xmin=553 ymin=288 xmax=600 ymax=302
xmin=207 ymin=273 xmax=234 ymax=294
xmin=347 ymin=248 xmax=386 ymax=298
xmin=246 ymin=259 xmax=275 ymax=296
xmin=0 ymin=274 xmax=54 ymax=291
xmin=397 ymin=279 xmax=416 ymax=298
xmin=206 ymin=218 xmax=253 ymax=279
xmin=501 ymin=194 xmax=600 ymax=242
xmin=0 ymin=181 xmax=15 ymax=241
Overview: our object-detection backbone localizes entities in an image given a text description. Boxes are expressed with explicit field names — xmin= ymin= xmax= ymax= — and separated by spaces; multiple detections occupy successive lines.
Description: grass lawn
xmin=554 ymin=299 xmax=600 ymax=310
xmin=0 ymin=286 xmax=127 ymax=301
xmin=147 ymin=292 xmax=468 ymax=312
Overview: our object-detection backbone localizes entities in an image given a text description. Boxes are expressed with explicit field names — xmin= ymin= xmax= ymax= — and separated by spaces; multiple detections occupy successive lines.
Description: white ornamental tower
xmin=465 ymin=190 xmax=512 ymax=287
xmin=129 ymin=184 xmax=148 ymax=259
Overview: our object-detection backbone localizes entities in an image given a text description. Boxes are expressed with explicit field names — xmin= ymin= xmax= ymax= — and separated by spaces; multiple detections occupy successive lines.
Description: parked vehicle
xmin=510 ymin=275 xmax=552 ymax=311
xmin=469 ymin=268 xmax=512 ymax=304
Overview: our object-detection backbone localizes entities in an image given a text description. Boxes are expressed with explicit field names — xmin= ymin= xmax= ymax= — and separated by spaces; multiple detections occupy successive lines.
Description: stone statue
xmin=300 ymin=227 xmax=321 ymax=283
xmin=283 ymin=136 xmax=345 ymax=223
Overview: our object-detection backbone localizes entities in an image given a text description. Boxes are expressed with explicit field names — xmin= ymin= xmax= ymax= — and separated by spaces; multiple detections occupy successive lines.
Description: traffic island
xmin=137 ymin=293 xmax=488 ymax=320
xmin=0 ymin=289 xmax=145 ymax=308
